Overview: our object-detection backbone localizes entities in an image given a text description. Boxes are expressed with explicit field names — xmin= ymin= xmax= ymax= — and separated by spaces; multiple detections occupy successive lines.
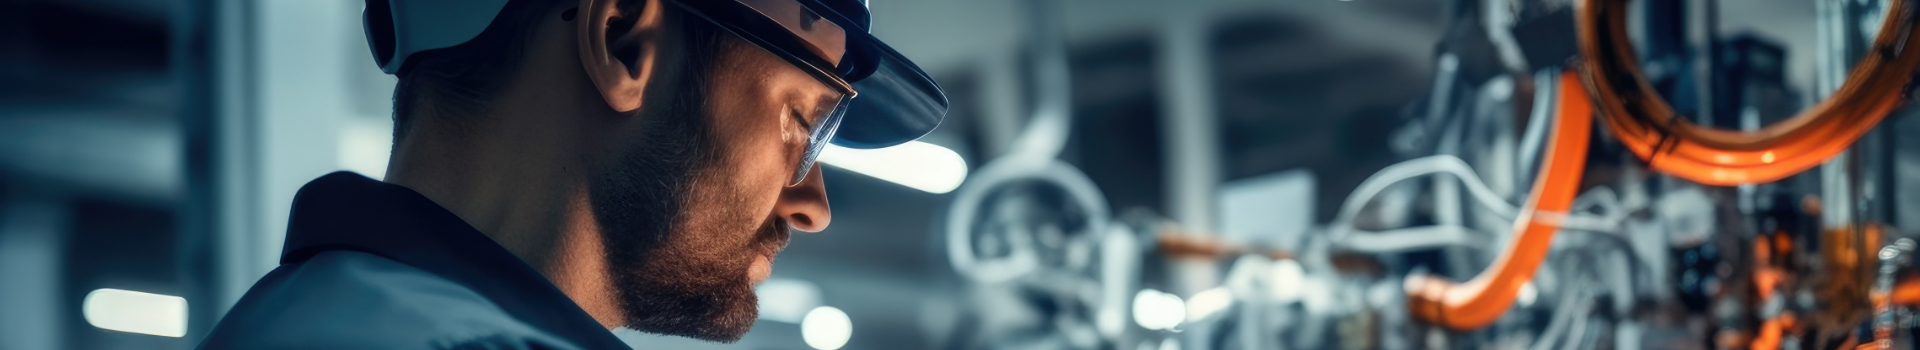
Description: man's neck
xmin=382 ymin=107 xmax=630 ymax=329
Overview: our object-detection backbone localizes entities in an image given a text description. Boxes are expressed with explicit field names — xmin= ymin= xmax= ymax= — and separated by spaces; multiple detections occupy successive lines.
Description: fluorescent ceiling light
xmin=801 ymin=306 xmax=852 ymax=350
xmin=82 ymin=288 xmax=187 ymax=337
xmin=818 ymin=141 xmax=967 ymax=194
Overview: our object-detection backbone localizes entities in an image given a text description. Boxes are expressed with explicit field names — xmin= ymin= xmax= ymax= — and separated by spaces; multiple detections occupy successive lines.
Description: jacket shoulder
xmin=197 ymin=251 xmax=580 ymax=350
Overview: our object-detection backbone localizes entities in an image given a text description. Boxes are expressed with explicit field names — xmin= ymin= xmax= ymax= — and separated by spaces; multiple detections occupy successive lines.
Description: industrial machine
xmin=940 ymin=0 xmax=1920 ymax=349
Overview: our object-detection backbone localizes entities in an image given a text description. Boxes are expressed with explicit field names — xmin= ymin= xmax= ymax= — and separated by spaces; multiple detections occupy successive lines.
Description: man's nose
xmin=775 ymin=165 xmax=832 ymax=232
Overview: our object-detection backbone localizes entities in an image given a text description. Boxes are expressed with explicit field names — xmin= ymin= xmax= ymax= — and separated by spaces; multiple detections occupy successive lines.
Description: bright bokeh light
xmin=338 ymin=120 xmax=393 ymax=180
xmin=1131 ymin=289 xmax=1186 ymax=330
xmin=1184 ymin=287 xmax=1233 ymax=322
xmin=1517 ymin=282 xmax=1538 ymax=307
xmin=818 ymin=141 xmax=968 ymax=194
xmin=1268 ymin=259 xmax=1305 ymax=302
xmin=801 ymin=306 xmax=852 ymax=350
xmin=1160 ymin=338 xmax=1182 ymax=350
xmin=756 ymin=278 xmax=823 ymax=324
xmin=82 ymin=288 xmax=187 ymax=337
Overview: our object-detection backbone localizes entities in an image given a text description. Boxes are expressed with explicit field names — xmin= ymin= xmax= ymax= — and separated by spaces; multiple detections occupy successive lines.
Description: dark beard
xmin=586 ymin=54 xmax=786 ymax=342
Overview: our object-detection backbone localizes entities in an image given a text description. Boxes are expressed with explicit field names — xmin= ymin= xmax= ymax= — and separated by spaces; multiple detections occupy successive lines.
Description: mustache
xmin=753 ymin=218 xmax=792 ymax=259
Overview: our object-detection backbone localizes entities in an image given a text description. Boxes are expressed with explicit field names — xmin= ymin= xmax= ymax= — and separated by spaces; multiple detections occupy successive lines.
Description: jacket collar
xmin=282 ymin=171 xmax=631 ymax=349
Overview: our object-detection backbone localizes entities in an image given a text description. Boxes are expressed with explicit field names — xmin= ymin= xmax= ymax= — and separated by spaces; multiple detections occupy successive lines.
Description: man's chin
xmin=634 ymin=312 xmax=755 ymax=343
xmin=622 ymin=288 xmax=760 ymax=343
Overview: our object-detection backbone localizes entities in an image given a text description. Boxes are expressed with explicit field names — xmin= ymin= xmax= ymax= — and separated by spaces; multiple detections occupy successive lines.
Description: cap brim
xmin=828 ymin=31 xmax=949 ymax=149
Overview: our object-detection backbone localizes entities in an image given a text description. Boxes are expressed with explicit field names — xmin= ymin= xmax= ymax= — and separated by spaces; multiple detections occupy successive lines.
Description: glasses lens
xmin=789 ymin=94 xmax=853 ymax=186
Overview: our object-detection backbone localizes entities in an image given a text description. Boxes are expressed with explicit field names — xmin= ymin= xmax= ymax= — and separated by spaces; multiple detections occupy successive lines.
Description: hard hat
xmin=363 ymin=0 xmax=947 ymax=149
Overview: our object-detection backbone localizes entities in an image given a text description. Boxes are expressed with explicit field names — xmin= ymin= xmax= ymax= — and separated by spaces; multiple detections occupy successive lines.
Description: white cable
xmin=1563 ymin=187 xmax=1630 ymax=232
xmin=1560 ymin=314 xmax=1593 ymax=350
xmin=1328 ymin=155 xmax=1637 ymax=253
xmin=1530 ymin=253 xmax=1608 ymax=350
xmin=1527 ymin=287 xmax=1583 ymax=350
xmin=1329 ymin=155 xmax=1516 ymax=245
xmin=1331 ymin=225 xmax=1479 ymax=254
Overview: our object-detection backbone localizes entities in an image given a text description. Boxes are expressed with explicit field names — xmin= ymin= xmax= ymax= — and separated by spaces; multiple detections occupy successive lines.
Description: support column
xmin=0 ymin=198 xmax=68 ymax=350
xmin=1157 ymin=14 xmax=1221 ymax=237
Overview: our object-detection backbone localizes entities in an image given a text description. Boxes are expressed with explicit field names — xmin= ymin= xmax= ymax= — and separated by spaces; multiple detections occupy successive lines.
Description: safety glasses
xmin=669 ymin=0 xmax=858 ymax=186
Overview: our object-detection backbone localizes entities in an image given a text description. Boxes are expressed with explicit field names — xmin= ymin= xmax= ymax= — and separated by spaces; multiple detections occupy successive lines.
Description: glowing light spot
xmin=1160 ymin=338 xmax=1183 ymax=350
xmin=1517 ymin=283 xmax=1538 ymax=307
xmin=755 ymin=278 xmax=821 ymax=324
xmin=819 ymin=141 xmax=968 ymax=194
xmin=82 ymin=288 xmax=186 ymax=337
xmin=801 ymin=306 xmax=852 ymax=350
xmin=338 ymin=120 xmax=394 ymax=180
xmin=1761 ymin=151 xmax=1776 ymax=164
xmin=1185 ymin=287 xmax=1233 ymax=322
xmin=1132 ymin=289 xmax=1186 ymax=330
xmin=1269 ymin=259 xmax=1305 ymax=302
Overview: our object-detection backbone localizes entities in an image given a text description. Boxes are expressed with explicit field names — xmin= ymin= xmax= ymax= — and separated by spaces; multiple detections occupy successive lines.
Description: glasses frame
xmin=669 ymin=0 xmax=859 ymax=186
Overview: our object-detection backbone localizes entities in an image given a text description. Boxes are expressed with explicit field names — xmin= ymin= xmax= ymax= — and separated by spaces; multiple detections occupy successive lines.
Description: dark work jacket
xmin=196 ymin=172 xmax=633 ymax=350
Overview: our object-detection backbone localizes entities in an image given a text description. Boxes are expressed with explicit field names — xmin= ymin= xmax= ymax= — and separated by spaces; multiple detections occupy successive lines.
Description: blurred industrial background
xmin=10 ymin=0 xmax=1920 ymax=349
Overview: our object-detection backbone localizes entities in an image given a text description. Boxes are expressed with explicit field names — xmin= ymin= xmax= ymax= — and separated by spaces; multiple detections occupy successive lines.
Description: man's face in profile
xmin=585 ymin=24 xmax=841 ymax=342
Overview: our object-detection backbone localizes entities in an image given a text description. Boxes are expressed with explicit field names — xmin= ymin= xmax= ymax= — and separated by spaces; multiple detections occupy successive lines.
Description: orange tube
xmin=1894 ymin=277 xmax=1920 ymax=306
xmin=1406 ymin=70 xmax=1592 ymax=330
xmin=1575 ymin=0 xmax=1920 ymax=186
xmin=1751 ymin=315 xmax=1793 ymax=350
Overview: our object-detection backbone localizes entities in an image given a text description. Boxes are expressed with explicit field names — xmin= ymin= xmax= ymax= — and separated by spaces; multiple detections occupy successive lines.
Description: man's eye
xmin=790 ymin=108 xmax=814 ymax=132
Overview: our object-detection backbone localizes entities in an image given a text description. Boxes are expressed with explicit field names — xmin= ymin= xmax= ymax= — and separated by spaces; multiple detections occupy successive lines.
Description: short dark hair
xmin=390 ymin=0 xmax=728 ymax=140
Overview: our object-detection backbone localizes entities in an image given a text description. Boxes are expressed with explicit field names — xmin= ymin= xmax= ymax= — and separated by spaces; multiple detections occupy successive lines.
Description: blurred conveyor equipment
xmin=942 ymin=0 xmax=1920 ymax=349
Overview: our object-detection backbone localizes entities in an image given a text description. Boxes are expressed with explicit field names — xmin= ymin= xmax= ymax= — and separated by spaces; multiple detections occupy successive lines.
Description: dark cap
xmin=363 ymin=0 xmax=948 ymax=149
xmin=793 ymin=0 xmax=948 ymax=149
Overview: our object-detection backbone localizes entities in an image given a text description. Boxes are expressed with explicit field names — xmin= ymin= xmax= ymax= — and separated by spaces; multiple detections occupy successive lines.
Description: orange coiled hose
xmin=1576 ymin=0 xmax=1920 ymax=186
xmin=1405 ymin=70 xmax=1592 ymax=330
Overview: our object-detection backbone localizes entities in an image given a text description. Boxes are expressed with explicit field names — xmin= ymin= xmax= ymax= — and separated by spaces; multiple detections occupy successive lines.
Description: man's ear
xmin=578 ymin=0 xmax=665 ymax=113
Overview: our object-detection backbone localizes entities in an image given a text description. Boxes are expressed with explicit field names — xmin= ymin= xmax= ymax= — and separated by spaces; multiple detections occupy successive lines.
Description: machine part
xmin=945 ymin=157 xmax=1111 ymax=284
xmin=1003 ymin=0 xmax=1072 ymax=159
xmin=1574 ymin=0 xmax=1920 ymax=186
xmin=1517 ymin=67 xmax=1560 ymax=193
xmin=1098 ymin=224 xmax=1143 ymax=339
xmin=1509 ymin=4 xmax=1579 ymax=72
xmin=1405 ymin=69 xmax=1592 ymax=331
xmin=945 ymin=0 xmax=1090 ymax=285
xmin=1812 ymin=225 xmax=1884 ymax=332
xmin=1674 ymin=235 xmax=1725 ymax=312
xmin=1154 ymin=232 xmax=1292 ymax=261
xmin=1530 ymin=230 xmax=1642 ymax=350
xmin=1872 ymin=238 xmax=1915 ymax=350
xmin=1323 ymin=153 xmax=1625 ymax=255
xmin=1892 ymin=277 xmax=1920 ymax=308
xmin=1752 ymin=314 xmax=1798 ymax=350
xmin=1329 ymin=155 xmax=1518 ymax=237
xmin=1531 ymin=274 xmax=1598 ymax=350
